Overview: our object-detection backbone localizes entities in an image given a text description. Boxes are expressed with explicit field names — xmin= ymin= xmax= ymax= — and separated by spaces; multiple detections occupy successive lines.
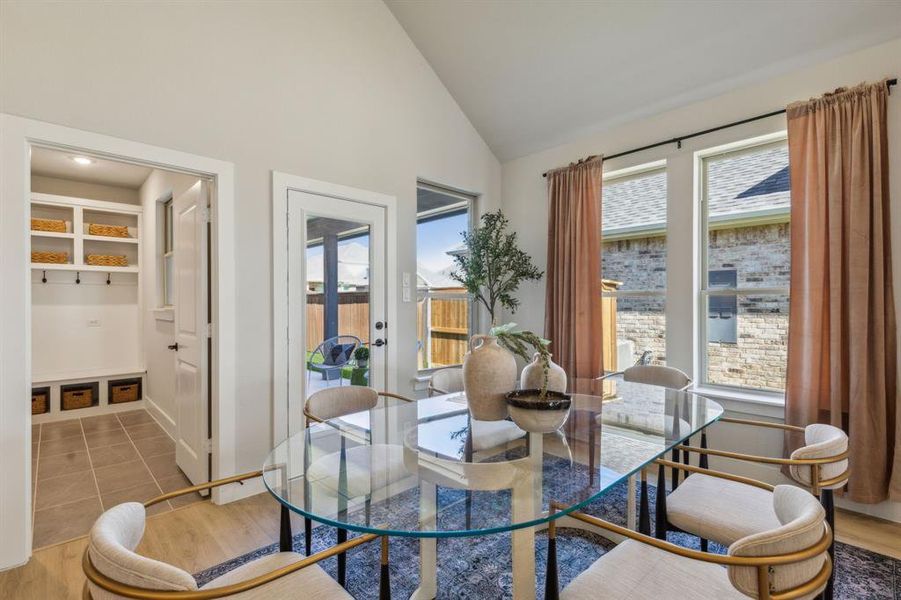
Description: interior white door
xmin=172 ymin=181 xmax=210 ymax=486
xmin=287 ymin=190 xmax=387 ymax=437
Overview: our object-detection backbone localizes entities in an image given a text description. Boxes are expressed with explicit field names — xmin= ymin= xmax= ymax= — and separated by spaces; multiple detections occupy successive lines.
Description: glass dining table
xmin=263 ymin=378 xmax=723 ymax=600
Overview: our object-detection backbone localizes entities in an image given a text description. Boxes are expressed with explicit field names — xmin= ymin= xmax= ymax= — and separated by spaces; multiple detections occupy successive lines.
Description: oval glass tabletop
xmin=262 ymin=379 xmax=723 ymax=538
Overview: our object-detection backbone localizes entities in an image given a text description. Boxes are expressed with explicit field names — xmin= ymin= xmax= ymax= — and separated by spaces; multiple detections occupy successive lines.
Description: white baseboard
xmin=144 ymin=394 xmax=176 ymax=438
xmin=31 ymin=399 xmax=147 ymax=424
xmin=214 ymin=476 xmax=266 ymax=505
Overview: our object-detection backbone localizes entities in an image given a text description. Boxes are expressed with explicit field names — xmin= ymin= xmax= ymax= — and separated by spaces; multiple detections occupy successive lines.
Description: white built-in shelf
xmin=31 ymin=263 xmax=139 ymax=273
xmin=83 ymin=234 xmax=140 ymax=244
xmin=33 ymin=366 xmax=146 ymax=385
xmin=30 ymin=193 xmax=141 ymax=274
xmin=31 ymin=231 xmax=75 ymax=239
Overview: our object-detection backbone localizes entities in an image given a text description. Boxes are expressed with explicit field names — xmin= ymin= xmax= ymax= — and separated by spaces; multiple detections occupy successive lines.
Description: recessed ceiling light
xmin=72 ymin=156 xmax=93 ymax=165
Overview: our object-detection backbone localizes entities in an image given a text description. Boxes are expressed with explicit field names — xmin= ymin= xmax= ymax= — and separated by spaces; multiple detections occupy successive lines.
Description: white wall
xmin=30 ymin=176 xmax=142 ymax=379
xmin=31 ymin=271 xmax=141 ymax=379
xmin=139 ymin=169 xmax=201 ymax=436
xmin=0 ymin=1 xmax=501 ymax=476
xmin=31 ymin=175 xmax=141 ymax=205
xmin=501 ymin=37 xmax=901 ymax=520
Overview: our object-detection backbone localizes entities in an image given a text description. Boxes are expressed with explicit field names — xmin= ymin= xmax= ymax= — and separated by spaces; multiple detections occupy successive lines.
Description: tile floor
xmin=31 ymin=409 xmax=202 ymax=549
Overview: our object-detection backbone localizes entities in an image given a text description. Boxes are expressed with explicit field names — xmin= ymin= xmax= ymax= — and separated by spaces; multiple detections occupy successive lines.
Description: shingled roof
xmin=602 ymin=144 xmax=790 ymax=235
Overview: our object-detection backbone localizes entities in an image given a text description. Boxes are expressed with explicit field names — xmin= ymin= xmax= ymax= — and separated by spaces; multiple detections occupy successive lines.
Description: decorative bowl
xmin=504 ymin=389 xmax=572 ymax=433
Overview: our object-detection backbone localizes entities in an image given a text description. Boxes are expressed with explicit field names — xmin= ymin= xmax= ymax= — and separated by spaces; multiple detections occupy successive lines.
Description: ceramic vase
xmin=463 ymin=334 xmax=517 ymax=421
xmin=520 ymin=353 xmax=567 ymax=393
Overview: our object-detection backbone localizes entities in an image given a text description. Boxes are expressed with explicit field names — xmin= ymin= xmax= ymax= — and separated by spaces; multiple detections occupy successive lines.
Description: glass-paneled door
xmin=287 ymin=190 xmax=386 ymax=436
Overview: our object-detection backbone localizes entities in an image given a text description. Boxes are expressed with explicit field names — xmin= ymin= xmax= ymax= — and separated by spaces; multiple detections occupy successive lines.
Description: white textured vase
xmin=463 ymin=335 xmax=517 ymax=421
xmin=520 ymin=352 xmax=567 ymax=393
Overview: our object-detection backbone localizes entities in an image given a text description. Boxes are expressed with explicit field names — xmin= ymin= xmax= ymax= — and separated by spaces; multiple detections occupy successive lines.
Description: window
xmin=707 ymin=269 xmax=737 ymax=344
xmin=700 ymin=139 xmax=790 ymax=392
xmin=416 ymin=183 xmax=475 ymax=371
xmin=161 ymin=197 xmax=174 ymax=307
xmin=601 ymin=163 xmax=667 ymax=369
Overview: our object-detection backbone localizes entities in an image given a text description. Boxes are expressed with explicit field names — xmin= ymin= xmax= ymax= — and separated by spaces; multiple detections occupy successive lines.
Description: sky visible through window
xmin=417 ymin=212 xmax=467 ymax=272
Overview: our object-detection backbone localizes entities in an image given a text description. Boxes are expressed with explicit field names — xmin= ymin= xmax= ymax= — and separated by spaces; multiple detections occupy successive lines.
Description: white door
xmin=287 ymin=190 xmax=387 ymax=436
xmin=173 ymin=181 xmax=210 ymax=486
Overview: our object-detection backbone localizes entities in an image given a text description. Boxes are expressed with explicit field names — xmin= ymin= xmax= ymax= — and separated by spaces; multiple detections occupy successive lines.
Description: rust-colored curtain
xmin=544 ymin=156 xmax=604 ymax=379
xmin=785 ymin=80 xmax=899 ymax=503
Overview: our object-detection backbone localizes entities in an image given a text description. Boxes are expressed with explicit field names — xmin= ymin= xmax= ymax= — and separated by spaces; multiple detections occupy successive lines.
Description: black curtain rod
xmin=542 ymin=78 xmax=897 ymax=177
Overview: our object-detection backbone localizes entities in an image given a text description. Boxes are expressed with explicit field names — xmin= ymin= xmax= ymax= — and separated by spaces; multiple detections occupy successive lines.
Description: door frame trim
xmin=271 ymin=171 xmax=398 ymax=445
xmin=0 ymin=114 xmax=237 ymax=569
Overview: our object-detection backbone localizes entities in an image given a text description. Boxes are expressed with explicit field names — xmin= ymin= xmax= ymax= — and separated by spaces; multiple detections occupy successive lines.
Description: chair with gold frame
xmin=661 ymin=418 xmax=848 ymax=600
xmin=82 ymin=470 xmax=394 ymax=600
xmin=546 ymin=484 xmax=832 ymax=600
xmin=426 ymin=367 xmax=464 ymax=397
xmin=302 ymin=386 xmax=415 ymax=586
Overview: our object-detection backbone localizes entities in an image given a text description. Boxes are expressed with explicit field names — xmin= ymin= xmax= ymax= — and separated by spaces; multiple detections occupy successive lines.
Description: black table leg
xmin=639 ymin=471 xmax=651 ymax=536
xmin=279 ymin=504 xmax=293 ymax=552
xmin=700 ymin=431 xmax=709 ymax=469
xmin=588 ymin=417 xmax=596 ymax=487
xmin=337 ymin=526 xmax=348 ymax=587
xmin=655 ymin=463 xmax=667 ymax=540
xmin=822 ymin=489 xmax=835 ymax=600
xmin=304 ymin=517 xmax=312 ymax=556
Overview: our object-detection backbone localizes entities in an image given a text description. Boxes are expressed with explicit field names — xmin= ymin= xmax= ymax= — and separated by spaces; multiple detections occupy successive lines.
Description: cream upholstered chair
xmin=303 ymin=386 xmax=413 ymax=585
xmin=668 ymin=420 xmax=848 ymax=600
xmin=612 ymin=364 xmax=693 ymax=390
xmin=592 ymin=364 xmax=692 ymax=491
xmin=82 ymin=472 xmax=391 ymax=600
xmin=547 ymin=485 xmax=831 ymax=600
xmin=427 ymin=367 xmax=464 ymax=396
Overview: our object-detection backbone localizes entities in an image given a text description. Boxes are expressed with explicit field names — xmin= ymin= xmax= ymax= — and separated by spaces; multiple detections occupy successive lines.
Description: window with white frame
xmin=161 ymin=197 xmax=174 ymax=307
xmin=700 ymin=138 xmax=790 ymax=392
xmin=416 ymin=183 xmax=475 ymax=372
xmin=601 ymin=163 xmax=667 ymax=370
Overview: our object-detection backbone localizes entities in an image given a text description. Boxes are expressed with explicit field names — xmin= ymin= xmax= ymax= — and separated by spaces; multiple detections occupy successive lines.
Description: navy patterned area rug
xmin=194 ymin=479 xmax=899 ymax=599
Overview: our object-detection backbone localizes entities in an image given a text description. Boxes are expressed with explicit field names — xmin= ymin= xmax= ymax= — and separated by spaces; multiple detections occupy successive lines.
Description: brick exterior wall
xmin=602 ymin=222 xmax=789 ymax=390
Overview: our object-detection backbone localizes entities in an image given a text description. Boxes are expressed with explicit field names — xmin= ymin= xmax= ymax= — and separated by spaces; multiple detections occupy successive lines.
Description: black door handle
xmin=373 ymin=339 xmax=386 ymax=347
xmin=167 ymin=343 xmax=179 ymax=351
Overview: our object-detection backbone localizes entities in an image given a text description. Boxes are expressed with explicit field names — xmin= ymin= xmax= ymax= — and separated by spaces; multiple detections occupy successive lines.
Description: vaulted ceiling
xmin=386 ymin=0 xmax=901 ymax=161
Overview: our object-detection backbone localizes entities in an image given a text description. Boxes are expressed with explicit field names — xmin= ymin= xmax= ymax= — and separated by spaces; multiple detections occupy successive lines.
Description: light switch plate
xmin=403 ymin=287 xmax=412 ymax=302
xmin=402 ymin=272 xmax=412 ymax=287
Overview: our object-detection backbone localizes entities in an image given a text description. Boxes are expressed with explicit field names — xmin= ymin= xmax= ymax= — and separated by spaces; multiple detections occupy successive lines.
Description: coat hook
xmin=76 ymin=271 xmax=81 ymax=284
xmin=42 ymin=270 xmax=47 ymax=284
xmin=107 ymin=273 xmax=111 ymax=285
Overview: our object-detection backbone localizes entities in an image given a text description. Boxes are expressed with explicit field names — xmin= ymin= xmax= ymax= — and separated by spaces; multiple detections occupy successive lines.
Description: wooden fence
xmin=306 ymin=291 xmax=370 ymax=352
xmin=307 ymin=282 xmax=622 ymax=370
xmin=417 ymin=291 xmax=469 ymax=368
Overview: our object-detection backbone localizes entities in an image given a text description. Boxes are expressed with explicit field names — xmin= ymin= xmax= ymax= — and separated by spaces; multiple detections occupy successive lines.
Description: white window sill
xmin=689 ymin=385 xmax=785 ymax=419
xmin=153 ymin=307 xmax=175 ymax=322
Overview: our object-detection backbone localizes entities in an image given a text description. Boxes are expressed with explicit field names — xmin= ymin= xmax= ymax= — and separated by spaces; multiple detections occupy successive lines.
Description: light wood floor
xmin=1 ymin=490 xmax=898 ymax=600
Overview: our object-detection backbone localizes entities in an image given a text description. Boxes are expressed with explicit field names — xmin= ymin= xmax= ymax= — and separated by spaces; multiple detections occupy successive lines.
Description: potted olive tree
xmin=450 ymin=211 xmax=549 ymax=421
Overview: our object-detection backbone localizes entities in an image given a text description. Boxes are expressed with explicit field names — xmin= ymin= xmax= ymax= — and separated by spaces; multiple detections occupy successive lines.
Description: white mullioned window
xmin=601 ymin=161 xmax=668 ymax=370
xmin=416 ymin=182 xmax=476 ymax=372
xmin=699 ymin=136 xmax=790 ymax=393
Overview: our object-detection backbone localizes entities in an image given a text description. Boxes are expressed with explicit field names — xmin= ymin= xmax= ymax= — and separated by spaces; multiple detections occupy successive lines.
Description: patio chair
xmin=307 ymin=335 xmax=361 ymax=387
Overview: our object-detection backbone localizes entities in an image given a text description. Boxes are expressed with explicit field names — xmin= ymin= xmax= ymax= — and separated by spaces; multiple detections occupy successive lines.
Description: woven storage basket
xmin=88 ymin=223 xmax=129 ymax=238
xmin=31 ymin=251 xmax=69 ymax=264
xmin=31 ymin=390 xmax=49 ymax=415
xmin=86 ymin=254 xmax=129 ymax=267
xmin=62 ymin=387 xmax=93 ymax=410
xmin=31 ymin=218 xmax=67 ymax=233
xmin=110 ymin=382 xmax=139 ymax=403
